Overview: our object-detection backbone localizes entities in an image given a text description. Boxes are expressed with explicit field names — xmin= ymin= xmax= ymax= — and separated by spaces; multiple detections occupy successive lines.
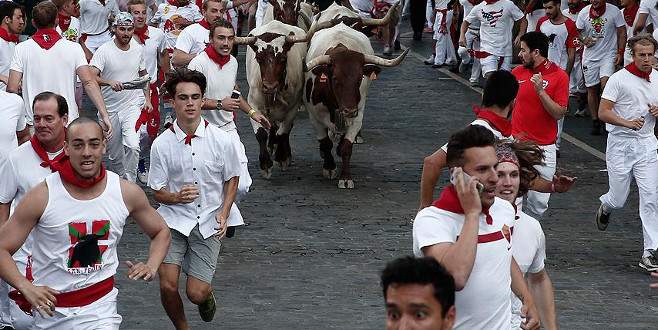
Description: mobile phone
xmin=226 ymin=226 xmax=236 ymax=238
xmin=450 ymin=168 xmax=485 ymax=195
xmin=231 ymin=90 xmax=241 ymax=99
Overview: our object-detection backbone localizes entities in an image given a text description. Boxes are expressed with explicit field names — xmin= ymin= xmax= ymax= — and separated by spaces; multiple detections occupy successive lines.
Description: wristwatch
xmin=216 ymin=100 xmax=223 ymax=111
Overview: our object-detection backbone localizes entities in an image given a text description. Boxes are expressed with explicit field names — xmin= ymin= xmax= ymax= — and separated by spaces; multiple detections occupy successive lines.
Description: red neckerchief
xmin=568 ymin=2 xmax=586 ymax=14
xmin=532 ymin=59 xmax=559 ymax=75
xmin=58 ymin=13 xmax=71 ymax=32
xmin=169 ymin=119 xmax=209 ymax=145
xmin=205 ymin=44 xmax=230 ymax=68
xmin=623 ymin=3 xmax=639 ymax=27
xmin=58 ymin=160 xmax=107 ymax=188
xmin=589 ymin=3 xmax=606 ymax=19
xmin=134 ymin=25 xmax=149 ymax=44
xmin=484 ymin=0 xmax=499 ymax=4
xmin=467 ymin=0 xmax=481 ymax=6
xmin=167 ymin=0 xmax=178 ymax=5
xmin=199 ymin=19 xmax=210 ymax=30
xmin=473 ymin=106 xmax=512 ymax=137
xmin=32 ymin=28 xmax=62 ymax=50
xmin=0 ymin=27 xmax=18 ymax=43
xmin=625 ymin=62 xmax=651 ymax=82
xmin=30 ymin=135 xmax=66 ymax=171
xmin=433 ymin=185 xmax=493 ymax=225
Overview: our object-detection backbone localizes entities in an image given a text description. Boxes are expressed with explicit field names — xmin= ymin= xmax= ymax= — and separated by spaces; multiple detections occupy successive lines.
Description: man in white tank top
xmin=0 ymin=92 xmax=70 ymax=330
xmin=0 ymin=117 xmax=171 ymax=330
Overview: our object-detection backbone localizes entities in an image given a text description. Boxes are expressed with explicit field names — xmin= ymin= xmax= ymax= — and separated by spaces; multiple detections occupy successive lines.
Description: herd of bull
xmin=233 ymin=1 xmax=409 ymax=189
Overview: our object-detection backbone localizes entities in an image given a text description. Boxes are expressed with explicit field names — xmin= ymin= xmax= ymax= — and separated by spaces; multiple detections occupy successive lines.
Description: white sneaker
xmin=424 ymin=55 xmax=435 ymax=65
xmin=137 ymin=169 xmax=149 ymax=184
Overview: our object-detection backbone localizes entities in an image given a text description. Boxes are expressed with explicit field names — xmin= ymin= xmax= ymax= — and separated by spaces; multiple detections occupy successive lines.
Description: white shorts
xmin=481 ymin=55 xmax=512 ymax=75
xmin=582 ymin=58 xmax=615 ymax=87
xmin=32 ymin=288 xmax=121 ymax=330
xmin=83 ymin=31 xmax=112 ymax=54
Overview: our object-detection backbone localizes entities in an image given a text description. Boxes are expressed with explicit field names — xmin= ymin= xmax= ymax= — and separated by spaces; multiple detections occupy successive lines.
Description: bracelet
xmin=248 ymin=109 xmax=257 ymax=118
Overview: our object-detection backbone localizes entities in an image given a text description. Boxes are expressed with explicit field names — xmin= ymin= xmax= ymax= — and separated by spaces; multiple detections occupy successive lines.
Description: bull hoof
xmin=278 ymin=158 xmax=291 ymax=171
xmin=354 ymin=136 xmax=364 ymax=144
xmin=322 ymin=168 xmax=337 ymax=179
xmin=338 ymin=179 xmax=354 ymax=189
xmin=260 ymin=167 xmax=273 ymax=179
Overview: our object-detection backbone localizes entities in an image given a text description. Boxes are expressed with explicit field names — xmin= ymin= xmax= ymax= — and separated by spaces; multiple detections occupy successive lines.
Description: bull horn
xmin=304 ymin=54 xmax=331 ymax=71
xmin=363 ymin=48 xmax=409 ymax=67
xmin=234 ymin=36 xmax=257 ymax=45
xmin=360 ymin=1 xmax=399 ymax=26
xmin=286 ymin=16 xmax=340 ymax=43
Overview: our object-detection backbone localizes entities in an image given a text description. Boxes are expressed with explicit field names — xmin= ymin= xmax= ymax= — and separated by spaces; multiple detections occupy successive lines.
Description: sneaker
xmin=198 ymin=291 xmax=216 ymax=322
xmin=431 ymin=63 xmax=443 ymax=68
xmin=424 ymin=55 xmax=435 ymax=65
xmin=382 ymin=46 xmax=392 ymax=56
xmin=469 ymin=79 xmax=479 ymax=87
xmin=595 ymin=204 xmax=610 ymax=231
xmin=639 ymin=250 xmax=658 ymax=272
xmin=591 ymin=119 xmax=602 ymax=136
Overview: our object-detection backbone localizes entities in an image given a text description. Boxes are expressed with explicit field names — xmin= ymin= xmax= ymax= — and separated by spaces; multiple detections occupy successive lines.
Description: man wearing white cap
xmin=90 ymin=12 xmax=151 ymax=182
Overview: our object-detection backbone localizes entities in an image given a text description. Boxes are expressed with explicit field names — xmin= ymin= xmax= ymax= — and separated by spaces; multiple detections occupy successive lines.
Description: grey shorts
xmin=163 ymin=225 xmax=222 ymax=284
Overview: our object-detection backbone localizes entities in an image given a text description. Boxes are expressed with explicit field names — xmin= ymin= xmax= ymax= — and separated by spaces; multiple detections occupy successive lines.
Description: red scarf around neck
xmin=568 ymin=2 xmax=586 ymax=14
xmin=199 ymin=18 xmax=210 ymax=29
xmin=589 ymin=3 xmax=606 ymax=19
xmin=625 ymin=62 xmax=651 ymax=82
xmin=467 ymin=0 xmax=482 ymax=5
xmin=0 ymin=27 xmax=18 ymax=43
xmin=204 ymin=44 xmax=230 ymax=68
xmin=134 ymin=25 xmax=149 ymax=44
xmin=167 ymin=0 xmax=178 ymax=5
xmin=433 ymin=185 xmax=493 ymax=225
xmin=473 ymin=106 xmax=512 ymax=137
xmin=483 ymin=0 xmax=499 ymax=4
xmin=30 ymin=135 xmax=66 ymax=171
xmin=32 ymin=28 xmax=62 ymax=50
xmin=58 ymin=13 xmax=71 ymax=32
xmin=623 ymin=3 xmax=639 ymax=27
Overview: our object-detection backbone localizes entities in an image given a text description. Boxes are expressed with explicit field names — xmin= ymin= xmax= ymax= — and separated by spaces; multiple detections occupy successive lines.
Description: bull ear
xmin=363 ymin=64 xmax=381 ymax=80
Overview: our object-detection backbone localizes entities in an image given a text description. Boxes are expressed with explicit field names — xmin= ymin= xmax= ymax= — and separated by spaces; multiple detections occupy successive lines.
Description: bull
xmin=262 ymin=0 xmax=314 ymax=31
xmin=312 ymin=2 xmax=398 ymax=37
xmin=303 ymin=23 xmax=408 ymax=189
xmin=236 ymin=19 xmax=337 ymax=179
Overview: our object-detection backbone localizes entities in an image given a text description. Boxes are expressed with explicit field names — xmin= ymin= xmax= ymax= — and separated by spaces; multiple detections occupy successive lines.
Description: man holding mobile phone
xmin=413 ymin=125 xmax=541 ymax=330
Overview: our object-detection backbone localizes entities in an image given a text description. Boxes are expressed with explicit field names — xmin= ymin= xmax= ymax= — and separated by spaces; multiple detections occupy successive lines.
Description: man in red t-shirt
xmin=512 ymin=31 xmax=569 ymax=218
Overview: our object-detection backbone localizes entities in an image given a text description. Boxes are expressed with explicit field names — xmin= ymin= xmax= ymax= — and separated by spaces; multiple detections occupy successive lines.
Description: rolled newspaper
xmin=122 ymin=75 xmax=150 ymax=90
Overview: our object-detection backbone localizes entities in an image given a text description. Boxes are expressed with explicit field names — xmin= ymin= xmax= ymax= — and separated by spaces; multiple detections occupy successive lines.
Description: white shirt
xmin=465 ymin=0 xmax=525 ymax=57
xmin=510 ymin=209 xmax=546 ymax=329
xmin=32 ymin=171 xmax=127 ymax=292
xmin=601 ymin=67 xmax=658 ymax=141
xmin=639 ymin=0 xmax=658 ymax=29
xmin=10 ymin=39 xmax=87 ymax=125
xmin=56 ymin=16 xmax=82 ymax=42
xmin=188 ymin=51 xmax=238 ymax=129
xmin=0 ymin=38 xmax=17 ymax=91
xmin=413 ymin=196 xmax=515 ymax=330
xmin=0 ymin=142 xmax=63 ymax=276
xmin=151 ymin=2 xmax=202 ymax=49
xmin=175 ymin=22 xmax=209 ymax=56
xmin=575 ymin=4 xmax=625 ymax=65
xmin=0 ymin=91 xmax=25 ymax=161
xmin=90 ymin=39 xmax=146 ymax=112
xmin=537 ymin=17 xmax=578 ymax=70
xmin=148 ymin=120 xmax=242 ymax=239
xmin=459 ymin=0 xmax=481 ymax=29
xmin=440 ymin=119 xmax=507 ymax=153
xmin=137 ymin=26 xmax=166 ymax=83
xmin=79 ymin=0 xmax=119 ymax=34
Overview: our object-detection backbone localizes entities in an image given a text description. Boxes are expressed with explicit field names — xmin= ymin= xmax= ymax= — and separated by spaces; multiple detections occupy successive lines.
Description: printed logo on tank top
xmin=67 ymin=220 xmax=110 ymax=275
xmin=62 ymin=28 xmax=79 ymax=41
xmin=482 ymin=9 xmax=504 ymax=27
xmin=590 ymin=17 xmax=607 ymax=38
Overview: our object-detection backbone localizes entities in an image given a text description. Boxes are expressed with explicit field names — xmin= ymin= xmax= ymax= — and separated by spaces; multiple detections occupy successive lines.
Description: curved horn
xmin=285 ymin=16 xmax=340 ymax=43
xmin=363 ymin=48 xmax=409 ymax=67
xmin=360 ymin=1 xmax=399 ymax=26
xmin=233 ymin=36 xmax=257 ymax=45
xmin=304 ymin=54 xmax=330 ymax=71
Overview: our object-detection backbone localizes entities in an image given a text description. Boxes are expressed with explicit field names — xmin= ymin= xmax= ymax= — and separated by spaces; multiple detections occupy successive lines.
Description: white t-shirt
xmin=0 ymin=38 xmax=17 ymax=91
xmin=10 ymin=39 xmax=87 ymax=125
xmin=575 ymin=4 xmax=625 ymax=65
xmin=151 ymin=2 xmax=202 ymax=49
xmin=440 ymin=118 xmax=507 ymax=153
xmin=459 ymin=0 xmax=481 ymax=29
xmin=79 ymin=0 xmax=119 ymax=34
xmin=188 ymin=51 xmax=238 ymax=128
xmin=138 ymin=26 xmax=166 ymax=83
xmin=465 ymin=0 xmax=524 ymax=57
xmin=413 ymin=196 xmax=515 ymax=330
xmin=56 ymin=16 xmax=82 ymax=42
xmin=175 ymin=22 xmax=209 ymax=56
xmin=90 ymin=39 xmax=146 ymax=112
xmin=601 ymin=67 xmax=658 ymax=140
xmin=510 ymin=209 xmax=546 ymax=329
xmin=639 ymin=0 xmax=658 ymax=29
xmin=537 ymin=17 xmax=578 ymax=70
xmin=0 ymin=92 xmax=25 ymax=161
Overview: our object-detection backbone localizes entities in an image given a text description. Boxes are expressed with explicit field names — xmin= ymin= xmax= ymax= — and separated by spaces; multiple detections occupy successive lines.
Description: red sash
xmin=9 ymin=276 xmax=114 ymax=314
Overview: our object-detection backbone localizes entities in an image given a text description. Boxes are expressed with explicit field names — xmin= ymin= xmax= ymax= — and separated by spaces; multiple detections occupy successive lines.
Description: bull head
xmin=305 ymin=45 xmax=408 ymax=118
xmin=321 ymin=2 xmax=399 ymax=35
xmin=235 ymin=18 xmax=340 ymax=103
xmin=270 ymin=0 xmax=302 ymax=26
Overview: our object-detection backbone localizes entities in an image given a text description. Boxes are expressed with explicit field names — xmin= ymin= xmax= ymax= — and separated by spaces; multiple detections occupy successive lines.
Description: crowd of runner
xmin=0 ymin=0 xmax=656 ymax=328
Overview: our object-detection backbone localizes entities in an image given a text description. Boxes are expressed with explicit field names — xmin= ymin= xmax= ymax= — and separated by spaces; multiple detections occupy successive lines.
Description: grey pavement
xmin=79 ymin=21 xmax=658 ymax=329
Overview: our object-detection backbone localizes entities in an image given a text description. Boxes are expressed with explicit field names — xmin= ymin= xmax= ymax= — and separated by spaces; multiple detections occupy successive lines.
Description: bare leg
xmin=159 ymin=264 xmax=189 ymax=330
